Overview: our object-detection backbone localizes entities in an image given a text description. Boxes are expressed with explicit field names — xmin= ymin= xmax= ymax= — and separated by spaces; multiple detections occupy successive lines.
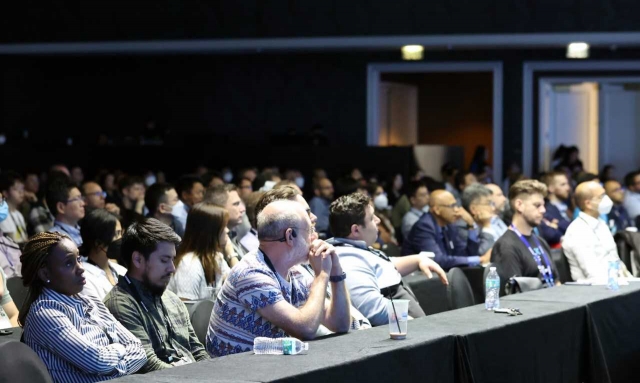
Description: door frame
xmin=367 ymin=62 xmax=503 ymax=183
xmin=522 ymin=61 xmax=640 ymax=177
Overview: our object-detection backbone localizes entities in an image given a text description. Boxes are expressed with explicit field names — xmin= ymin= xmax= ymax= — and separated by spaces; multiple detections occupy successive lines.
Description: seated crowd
xmin=0 ymin=158 xmax=638 ymax=382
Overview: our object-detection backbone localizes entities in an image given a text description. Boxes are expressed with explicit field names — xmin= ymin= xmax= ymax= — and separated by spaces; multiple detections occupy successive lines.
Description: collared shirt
xmin=50 ymin=220 xmax=83 ymax=247
xmin=623 ymin=191 xmax=640 ymax=221
xmin=608 ymin=204 xmax=634 ymax=234
xmin=562 ymin=212 xmax=622 ymax=281
xmin=23 ymin=288 xmax=146 ymax=383
xmin=239 ymin=228 xmax=259 ymax=253
xmin=80 ymin=257 xmax=127 ymax=301
xmin=484 ymin=215 xmax=508 ymax=241
xmin=329 ymin=237 xmax=402 ymax=326
xmin=401 ymin=207 xmax=429 ymax=240
xmin=309 ymin=196 xmax=331 ymax=233
xmin=104 ymin=275 xmax=209 ymax=373
xmin=0 ymin=234 xmax=22 ymax=278
xmin=28 ymin=203 xmax=54 ymax=234
xmin=206 ymin=250 xmax=311 ymax=357
xmin=171 ymin=200 xmax=189 ymax=233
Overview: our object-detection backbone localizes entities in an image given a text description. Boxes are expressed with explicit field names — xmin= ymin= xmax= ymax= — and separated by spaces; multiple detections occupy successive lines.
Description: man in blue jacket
xmin=402 ymin=190 xmax=492 ymax=270
xmin=539 ymin=172 xmax=572 ymax=246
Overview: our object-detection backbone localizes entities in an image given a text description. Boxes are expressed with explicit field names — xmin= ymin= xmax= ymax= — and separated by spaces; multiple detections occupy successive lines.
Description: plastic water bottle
xmin=485 ymin=267 xmax=500 ymax=310
xmin=607 ymin=260 xmax=620 ymax=291
xmin=253 ymin=337 xmax=309 ymax=355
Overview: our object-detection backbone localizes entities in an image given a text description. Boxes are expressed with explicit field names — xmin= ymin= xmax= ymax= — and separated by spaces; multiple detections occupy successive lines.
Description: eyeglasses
xmin=473 ymin=201 xmax=495 ymax=207
xmin=66 ymin=196 xmax=86 ymax=204
xmin=86 ymin=191 xmax=107 ymax=198
xmin=439 ymin=202 xmax=461 ymax=209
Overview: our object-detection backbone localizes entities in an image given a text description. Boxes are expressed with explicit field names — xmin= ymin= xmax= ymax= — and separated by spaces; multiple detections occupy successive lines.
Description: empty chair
xmin=447 ymin=268 xmax=475 ymax=310
xmin=0 ymin=340 xmax=53 ymax=383
xmin=403 ymin=272 xmax=448 ymax=316
xmin=550 ymin=248 xmax=572 ymax=283
xmin=189 ymin=299 xmax=215 ymax=344
xmin=6 ymin=277 xmax=28 ymax=308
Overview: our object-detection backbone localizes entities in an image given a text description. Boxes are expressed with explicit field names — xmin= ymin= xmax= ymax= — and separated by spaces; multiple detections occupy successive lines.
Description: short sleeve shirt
xmin=205 ymin=250 xmax=311 ymax=357
xmin=0 ymin=268 xmax=12 ymax=329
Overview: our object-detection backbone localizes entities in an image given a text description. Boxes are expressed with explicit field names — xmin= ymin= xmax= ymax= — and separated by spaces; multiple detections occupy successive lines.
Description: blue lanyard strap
xmin=509 ymin=225 xmax=555 ymax=287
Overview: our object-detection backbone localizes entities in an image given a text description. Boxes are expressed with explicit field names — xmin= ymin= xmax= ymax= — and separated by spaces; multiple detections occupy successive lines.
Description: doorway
xmin=367 ymin=62 xmax=503 ymax=182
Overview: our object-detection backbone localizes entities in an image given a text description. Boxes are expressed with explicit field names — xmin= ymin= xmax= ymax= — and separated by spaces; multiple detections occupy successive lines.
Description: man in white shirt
xmin=562 ymin=181 xmax=630 ymax=281
xmin=401 ymin=181 xmax=430 ymax=239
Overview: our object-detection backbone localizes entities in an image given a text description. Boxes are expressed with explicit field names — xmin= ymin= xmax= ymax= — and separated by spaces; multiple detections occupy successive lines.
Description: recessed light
xmin=401 ymin=45 xmax=424 ymax=60
xmin=567 ymin=42 xmax=589 ymax=59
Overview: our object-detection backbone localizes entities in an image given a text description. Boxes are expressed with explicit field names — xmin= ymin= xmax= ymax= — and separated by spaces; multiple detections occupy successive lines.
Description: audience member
xmin=388 ymin=173 xmax=404 ymax=207
xmin=563 ymin=181 xmax=630 ymax=281
xmin=19 ymin=172 xmax=40 ymax=223
xmin=274 ymin=179 xmax=303 ymax=194
xmin=491 ymin=180 xmax=560 ymax=289
xmin=453 ymin=171 xmax=477 ymax=204
xmin=145 ymin=182 xmax=184 ymax=237
xmin=599 ymin=165 xmax=616 ymax=183
xmin=48 ymin=178 xmax=86 ymax=247
xmin=328 ymin=193 xmax=447 ymax=326
xmin=441 ymin=163 xmax=459 ymax=201
xmin=460 ymin=184 xmax=498 ymax=253
xmin=116 ymin=176 xmax=146 ymax=229
xmin=401 ymin=181 xmax=430 ymax=240
xmin=402 ymin=190 xmax=491 ymax=269
xmin=168 ymin=203 xmax=231 ymax=300
xmin=0 ymin=171 xmax=28 ymax=244
xmin=486 ymin=183 xmax=511 ymax=229
xmin=20 ymin=232 xmax=146 ymax=382
xmin=309 ymin=177 xmax=334 ymax=235
xmin=205 ymin=184 xmax=247 ymax=266
xmin=172 ymin=175 xmax=205 ymax=231
xmin=604 ymin=180 xmax=634 ymax=233
xmin=101 ymin=172 xmax=118 ymax=203
xmin=538 ymin=171 xmax=572 ymax=247
xmin=239 ymin=191 xmax=265 ymax=253
xmin=0 ymin=268 xmax=19 ymax=328
xmin=237 ymin=177 xmax=253 ymax=200
xmin=623 ymin=170 xmax=640 ymax=220
xmin=201 ymin=171 xmax=225 ymax=188
xmin=79 ymin=209 xmax=126 ymax=300
xmin=82 ymin=181 xmax=121 ymax=216
xmin=206 ymin=200 xmax=351 ymax=357
xmin=104 ymin=219 xmax=209 ymax=372
xmin=0 ymin=193 xmax=22 ymax=277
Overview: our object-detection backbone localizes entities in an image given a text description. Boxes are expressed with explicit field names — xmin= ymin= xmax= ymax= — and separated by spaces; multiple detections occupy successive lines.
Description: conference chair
xmin=6 ymin=277 xmax=28 ymax=308
xmin=402 ymin=272 xmax=449 ymax=316
xmin=189 ymin=299 xmax=215 ymax=344
xmin=550 ymin=248 xmax=572 ymax=283
xmin=446 ymin=268 xmax=476 ymax=310
xmin=0 ymin=340 xmax=53 ymax=383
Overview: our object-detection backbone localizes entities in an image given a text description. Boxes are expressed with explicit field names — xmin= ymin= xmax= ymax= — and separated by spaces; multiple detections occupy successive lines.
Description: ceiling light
xmin=401 ymin=45 xmax=424 ymax=60
xmin=567 ymin=42 xmax=589 ymax=59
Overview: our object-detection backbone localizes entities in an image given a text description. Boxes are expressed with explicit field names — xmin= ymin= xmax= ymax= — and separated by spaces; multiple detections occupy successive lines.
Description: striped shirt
xmin=23 ymin=288 xmax=146 ymax=383
xmin=206 ymin=250 xmax=311 ymax=357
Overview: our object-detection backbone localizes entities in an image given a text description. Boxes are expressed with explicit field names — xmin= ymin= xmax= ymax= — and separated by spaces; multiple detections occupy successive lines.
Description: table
xmin=108 ymin=284 xmax=640 ymax=383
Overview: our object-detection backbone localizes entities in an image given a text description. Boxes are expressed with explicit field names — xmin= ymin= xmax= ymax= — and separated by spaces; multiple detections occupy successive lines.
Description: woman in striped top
xmin=19 ymin=232 xmax=147 ymax=383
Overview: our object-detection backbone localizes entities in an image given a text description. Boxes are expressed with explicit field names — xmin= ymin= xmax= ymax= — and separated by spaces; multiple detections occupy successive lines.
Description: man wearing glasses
xmin=461 ymin=184 xmax=505 ymax=246
xmin=47 ymin=178 xmax=86 ymax=246
xmin=402 ymin=189 xmax=492 ymax=270
xmin=81 ymin=181 xmax=121 ymax=216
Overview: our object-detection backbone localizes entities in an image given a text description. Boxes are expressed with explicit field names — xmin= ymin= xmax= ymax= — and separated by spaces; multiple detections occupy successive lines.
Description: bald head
xmin=429 ymin=190 xmax=460 ymax=225
xmin=82 ymin=181 xmax=105 ymax=209
xmin=429 ymin=190 xmax=453 ymax=208
xmin=257 ymin=200 xmax=308 ymax=241
xmin=575 ymin=181 xmax=605 ymax=212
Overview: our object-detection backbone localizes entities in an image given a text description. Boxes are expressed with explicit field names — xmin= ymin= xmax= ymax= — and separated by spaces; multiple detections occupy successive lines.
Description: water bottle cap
xmin=303 ymin=342 xmax=309 ymax=351
xmin=489 ymin=267 xmax=496 ymax=271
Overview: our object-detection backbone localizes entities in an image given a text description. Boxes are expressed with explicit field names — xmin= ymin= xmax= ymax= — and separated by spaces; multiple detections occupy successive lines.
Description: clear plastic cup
xmin=204 ymin=286 xmax=219 ymax=300
xmin=387 ymin=299 xmax=409 ymax=340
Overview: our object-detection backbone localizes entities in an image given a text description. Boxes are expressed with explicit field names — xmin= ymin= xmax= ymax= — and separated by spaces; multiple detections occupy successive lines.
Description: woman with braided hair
xmin=19 ymin=232 xmax=147 ymax=383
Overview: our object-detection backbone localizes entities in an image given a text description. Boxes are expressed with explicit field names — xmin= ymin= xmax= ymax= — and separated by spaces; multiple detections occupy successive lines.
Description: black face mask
xmin=106 ymin=238 xmax=122 ymax=263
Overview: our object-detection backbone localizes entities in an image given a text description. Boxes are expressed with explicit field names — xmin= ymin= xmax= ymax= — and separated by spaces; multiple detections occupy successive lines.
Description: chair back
xmin=0 ymin=340 xmax=53 ymax=383
xmin=402 ymin=273 xmax=448 ymax=316
xmin=6 ymin=277 xmax=28 ymax=309
xmin=189 ymin=299 xmax=215 ymax=344
xmin=550 ymin=248 xmax=572 ymax=283
xmin=447 ymin=268 xmax=476 ymax=310
xmin=614 ymin=232 xmax=633 ymax=271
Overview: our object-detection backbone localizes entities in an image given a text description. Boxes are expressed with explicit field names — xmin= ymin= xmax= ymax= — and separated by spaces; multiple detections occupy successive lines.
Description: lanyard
xmin=510 ymin=225 xmax=555 ymax=287
xmin=259 ymin=249 xmax=296 ymax=305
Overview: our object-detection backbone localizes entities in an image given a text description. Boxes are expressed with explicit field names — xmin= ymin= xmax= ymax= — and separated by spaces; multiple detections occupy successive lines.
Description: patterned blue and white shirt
xmin=206 ymin=250 xmax=311 ymax=357
xmin=23 ymin=288 xmax=146 ymax=383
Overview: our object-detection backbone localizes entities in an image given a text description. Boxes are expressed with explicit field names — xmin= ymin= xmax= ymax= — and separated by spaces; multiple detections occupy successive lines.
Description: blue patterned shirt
xmin=206 ymin=250 xmax=311 ymax=357
xmin=50 ymin=220 xmax=83 ymax=247
xmin=23 ymin=288 xmax=146 ymax=383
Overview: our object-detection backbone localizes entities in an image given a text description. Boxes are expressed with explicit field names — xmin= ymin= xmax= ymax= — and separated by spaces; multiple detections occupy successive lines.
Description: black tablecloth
xmin=110 ymin=284 xmax=640 ymax=383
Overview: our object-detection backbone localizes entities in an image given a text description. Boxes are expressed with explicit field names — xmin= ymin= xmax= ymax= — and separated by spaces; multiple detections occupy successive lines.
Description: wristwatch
xmin=329 ymin=272 xmax=347 ymax=283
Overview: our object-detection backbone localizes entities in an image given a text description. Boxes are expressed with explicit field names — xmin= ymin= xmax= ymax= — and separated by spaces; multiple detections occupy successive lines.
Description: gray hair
xmin=461 ymin=183 xmax=492 ymax=211
xmin=257 ymin=201 xmax=304 ymax=240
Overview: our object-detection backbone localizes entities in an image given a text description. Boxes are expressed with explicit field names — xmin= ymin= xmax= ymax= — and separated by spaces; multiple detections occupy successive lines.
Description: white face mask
xmin=295 ymin=176 xmax=305 ymax=189
xmin=597 ymin=195 xmax=614 ymax=215
xmin=374 ymin=193 xmax=389 ymax=210
xmin=222 ymin=171 xmax=233 ymax=183
xmin=145 ymin=175 xmax=157 ymax=187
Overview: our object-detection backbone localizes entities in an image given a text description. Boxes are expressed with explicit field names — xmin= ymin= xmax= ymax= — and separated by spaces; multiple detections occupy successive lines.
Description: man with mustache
xmin=105 ymin=218 xmax=209 ymax=372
